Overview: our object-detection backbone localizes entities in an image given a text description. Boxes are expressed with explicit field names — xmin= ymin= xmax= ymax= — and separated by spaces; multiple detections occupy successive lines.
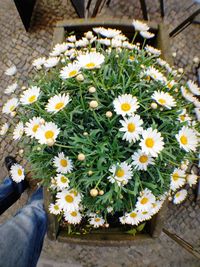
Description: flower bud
xmin=78 ymin=153 xmax=85 ymax=161
xmin=106 ymin=111 xmax=113 ymax=118
xmin=89 ymin=100 xmax=98 ymax=109
xmin=193 ymin=56 xmax=199 ymax=64
xmin=99 ymin=190 xmax=104 ymax=196
xmin=88 ymin=170 xmax=93 ymax=176
xmin=83 ymin=132 xmax=88 ymax=136
xmin=172 ymin=52 xmax=176 ymax=58
xmin=46 ymin=138 xmax=55 ymax=146
xmin=76 ymin=74 xmax=84 ymax=81
xmin=151 ymin=102 xmax=157 ymax=109
xmin=88 ymin=86 xmax=96 ymax=93
xmin=90 ymin=188 xmax=98 ymax=197
xmin=19 ymin=149 xmax=24 ymax=156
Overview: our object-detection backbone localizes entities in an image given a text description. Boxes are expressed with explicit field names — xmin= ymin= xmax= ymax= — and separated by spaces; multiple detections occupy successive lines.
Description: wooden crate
xmin=44 ymin=18 xmax=171 ymax=245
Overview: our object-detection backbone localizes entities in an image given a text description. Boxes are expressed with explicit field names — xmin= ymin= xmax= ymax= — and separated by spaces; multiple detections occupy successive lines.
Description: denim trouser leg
xmin=0 ymin=176 xmax=28 ymax=215
xmin=0 ymin=187 xmax=47 ymax=267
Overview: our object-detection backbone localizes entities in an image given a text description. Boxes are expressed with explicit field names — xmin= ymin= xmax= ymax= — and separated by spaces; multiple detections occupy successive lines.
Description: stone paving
xmin=0 ymin=0 xmax=200 ymax=266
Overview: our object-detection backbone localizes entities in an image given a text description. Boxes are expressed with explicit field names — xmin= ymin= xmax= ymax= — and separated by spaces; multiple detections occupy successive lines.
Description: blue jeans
xmin=0 ymin=177 xmax=47 ymax=267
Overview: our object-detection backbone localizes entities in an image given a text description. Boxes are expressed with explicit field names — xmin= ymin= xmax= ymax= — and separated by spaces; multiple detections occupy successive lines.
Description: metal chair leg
xmin=160 ymin=0 xmax=164 ymax=18
xmin=91 ymin=0 xmax=104 ymax=17
xmin=170 ymin=8 xmax=200 ymax=37
xmin=139 ymin=0 xmax=148 ymax=21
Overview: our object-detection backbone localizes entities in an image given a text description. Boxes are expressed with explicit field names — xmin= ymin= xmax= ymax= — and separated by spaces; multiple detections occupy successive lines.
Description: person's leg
xmin=0 ymin=176 xmax=28 ymax=215
xmin=0 ymin=187 xmax=47 ymax=267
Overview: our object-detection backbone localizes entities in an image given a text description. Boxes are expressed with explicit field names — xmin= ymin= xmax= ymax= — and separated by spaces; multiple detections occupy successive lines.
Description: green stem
xmin=55 ymin=143 xmax=74 ymax=149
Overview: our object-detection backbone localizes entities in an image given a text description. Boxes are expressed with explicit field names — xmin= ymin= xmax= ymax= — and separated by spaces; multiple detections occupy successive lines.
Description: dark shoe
xmin=5 ymin=156 xmax=17 ymax=171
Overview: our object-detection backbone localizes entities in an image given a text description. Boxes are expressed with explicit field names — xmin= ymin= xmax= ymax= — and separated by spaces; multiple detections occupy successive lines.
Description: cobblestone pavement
xmin=0 ymin=0 xmax=200 ymax=266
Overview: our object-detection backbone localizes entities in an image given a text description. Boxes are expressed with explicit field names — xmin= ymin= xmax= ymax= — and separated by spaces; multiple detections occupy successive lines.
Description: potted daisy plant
xmin=1 ymin=18 xmax=199 ymax=244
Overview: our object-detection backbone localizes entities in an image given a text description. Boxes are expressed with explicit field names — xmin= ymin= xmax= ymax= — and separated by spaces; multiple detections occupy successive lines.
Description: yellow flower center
xmin=69 ymin=70 xmax=78 ymax=77
xmin=145 ymin=76 xmax=150 ymax=81
xmin=86 ymin=62 xmax=95 ymax=68
xmin=32 ymin=124 xmax=39 ymax=133
xmin=28 ymin=95 xmax=36 ymax=103
xmin=65 ymin=195 xmax=74 ymax=203
xmin=61 ymin=176 xmax=68 ymax=183
xmin=179 ymin=115 xmax=185 ymax=121
xmin=116 ymin=168 xmax=125 ymax=177
xmin=145 ymin=138 xmax=154 ymax=148
xmin=55 ymin=102 xmax=64 ymax=110
xmin=18 ymin=169 xmax=22 ymax=176
xmin=139 ymin=155 xmax=148 ymax=163
xmin=180 ymin=135 xmax=188 ymax=145
xmin=95 ymin=218 xmax=100 ymax=222
xmin=172 ymin=172 xmax=179 ymax=181
xmin=129 ymin=56 xmax=134 ymax=61
xmin=45 ymin=130 xmax=54 ymax=139
xmin=175 ymin=192 xmax=180 ymax=198
xmin=158 ymin=98 xmax=166 ymax=105
xmin=54 ymin=205 xmax=59 ymax=210
xmin=140 ymin=197 xmax=149 ymax=205
xmin=168 ymin=83 xmax=173 ymax=89
xmin=127 ymin=123 xmax=135 ymax=132
xmin=121 ymin=103 xmax=131 ymax=112
xmin=130 ymin=212 xmax=137 ymax=218
xmin=10 ymin=105 xmax=15 ymax=112
xmin=60 ymin=159 xmax=68 ymax=167
xmin=71 ymin=211 xmax=77 ymax=217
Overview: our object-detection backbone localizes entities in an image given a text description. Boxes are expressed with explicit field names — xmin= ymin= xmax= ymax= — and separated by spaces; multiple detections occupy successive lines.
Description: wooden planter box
xmin=43 ymin=18 xmax=171 ymax=245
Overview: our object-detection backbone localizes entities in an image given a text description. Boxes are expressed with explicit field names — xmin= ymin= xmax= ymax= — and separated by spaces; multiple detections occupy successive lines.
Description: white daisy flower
xmin=60 ymin=63 xmax=80 ymax=79
xmin=187 ymin=80 xmax=200 ymax=96
xmin=45 ymin=93 xmax=70 ymax=113
xmin=0 ymin=123 xmax=9 ymax=135
xmin=173 ymin=189 xmax=187 ymax=204
xmin=140 ymin=210 xmax=154 ymax=221
xmin=96 ymin=27 xmax=121 ymax=38
xmin=144 ymin=67 xmax=166 ymax=83
xmin=119 ymin=216 xmax=126 ymax=224
xmin=145 ymin=45 xmax=161 ymax=56
xmin=55 ymin=174 xmax=70 ymax=189
xmin=181 ymin=86 xmax=196 ymax=103
xmin=194 ymin=108 xmax=200 ymax=121
xmin=4 ymin=82 xmax=18 ymax=95
xmin=50 ymin=177 xmax=57 ymax=190
xmin=170 ymin=168 xmax=186 ymax=191
xmin=131 ymin=149 xmax=155 ymax=171
xmin=75 ymin=38 xmax=89 ymax=47
xmin=108 ymin=162 xmax=133 ymax=186
xmin=89 ymin=216 xmax=105 ymax=228
xmin=152 ymin=91 xmax=176 ymax=109
xmin=53 ymin=152 xmax=73 ymax=174
xmin=77 ymin=52 xmax=105 ymax=69
xmin=150 ymin=200 xmax=164 ymax=215
xmin=136 ymin=188 xmax=156 ymax=212
xmin=140 ymin=31 xmax=155 ymax=39
xmin=113 ymin=94 xmax=139 ymax=116
xmin=25 ymin=117 xmax=43 ymax=138
xmin=67 ymin=35 xmax=76 ymax=42
xmin=139 ymin=128 xmax=164 ymax=157
xmin=32 ymin=57 xmax=46 ymax=70
xmin=50 ymin=43 xmax=69 ymax=56
xmin=97 ymin=38 xmax=111 ymax=46
xmin=186 ymin=173 xmax=198 ymax=187
xmin=10 ymin=164 xmax=25 ymax=183
xmin=2 ymin=97 xmax=19 ymax=115
xmin=125 ymin=210 xmax=143 ymax=225
xmin=13 ymin=121 xmax=24 ymax=140
xmin=113 ymin=33 xmax=127 ymax=41
xmin=5 ymin=65 xmax=17 ymax=76
xmin=107 ymin=206 xmax=114 ymax=213
xmin=177 ymin=109 xmax=191 ymax=124
xmin=64 ymin=210 xmax=82 ymax=224
xmin=175 ymin=126 xmax=199 ymax=152
xmin=44 ymin=57 xmax=59 ymax=68
xmin=156 ymin=58 xmax=172 ymax=72
xmin=35 ymin=121 xmax=60 ymax=145
xmin=166 ymin=80 xmax=176 ymax=90
xmin=49 ymin=203 xmax=62 ymax=215
xmin=132 ymin=20 xmax=149 ymax=31
xmin=119 ymin=115 xmax=143 ymax=143
xmin=194 ymin=98 xmax=200 ymax=108
xmin=20 ymin=86 xmax=40 ymax=105
xmin=56 ymin=189 xmax=81 ymax=212
xmin=93 ymin=27 xmax=106 ymax=34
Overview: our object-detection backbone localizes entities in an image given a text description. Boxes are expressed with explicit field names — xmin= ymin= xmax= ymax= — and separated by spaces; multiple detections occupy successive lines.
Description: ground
xmin=0 ymin=0 xmax=200 ymax=266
